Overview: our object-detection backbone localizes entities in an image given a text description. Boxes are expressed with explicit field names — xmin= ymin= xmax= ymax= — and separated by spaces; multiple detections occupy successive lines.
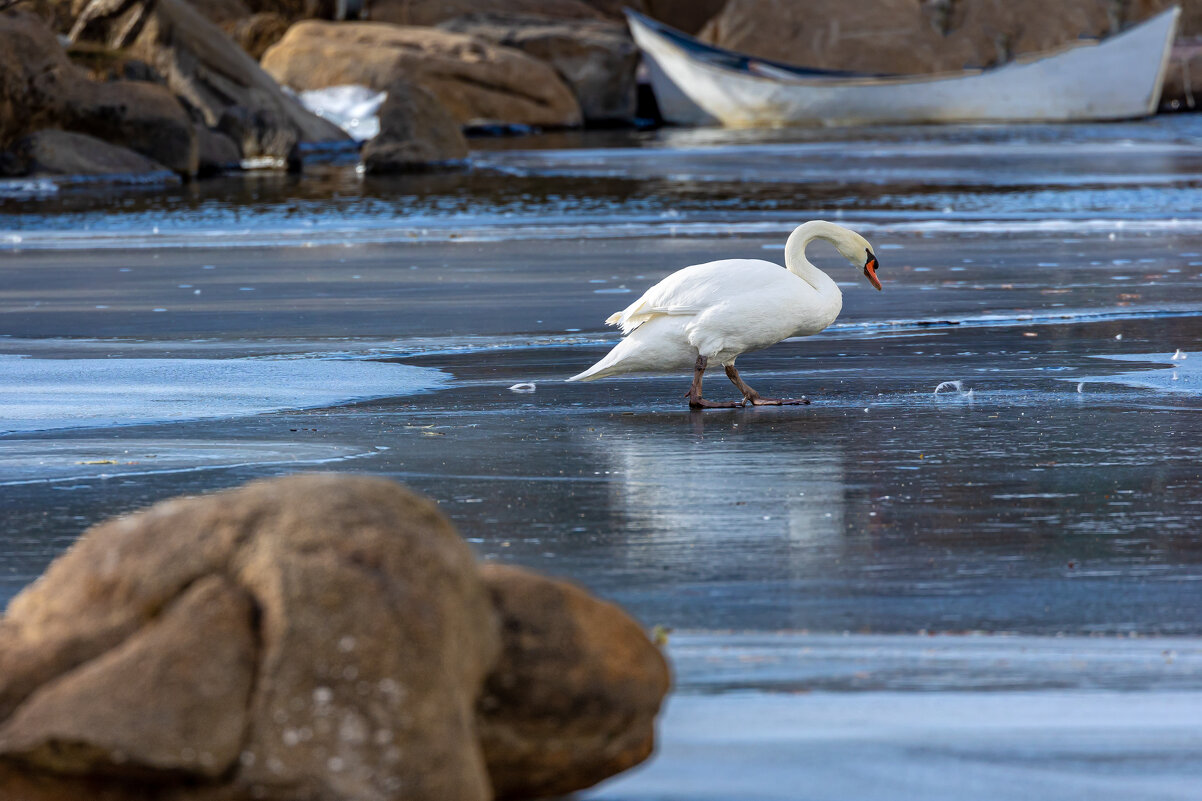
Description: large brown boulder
xmin=0 ymin=10 xmax=198 ymax=175
xmin=477 ymin=565 xmax=670 ymax=801
xmin=68 ymin=0 xmax=349 ymax=160
xmin=439 ymin=14 xmax=638 ymax=124
xmin=361 ymin=81 xmax=469 ymax=173
xmin=261 ymin=21 xmax=582 ymax=128
xmin=0 ymin=474 xmax=501 ymax=801
xmin=0 ymin=474 xmax=671 ymax=801
xmin=698 ymin=0 xmax=1180 ymax=75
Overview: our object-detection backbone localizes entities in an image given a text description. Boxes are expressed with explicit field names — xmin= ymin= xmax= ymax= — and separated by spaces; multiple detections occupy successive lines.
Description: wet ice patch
xmin=592 ymin=633 xmax=1202 ymax=801
xmin=1076 ymin=352 xmax=1200 ymax=395
xmin=0 ymin=355 xmax=449 ymax=434
xmin=0 ymin=439 xmax=376 ymax=486
xmin=297 ymin=85 xmax=385 ymax=141
xmin=0 ymin=178 xmax=58 ymax=199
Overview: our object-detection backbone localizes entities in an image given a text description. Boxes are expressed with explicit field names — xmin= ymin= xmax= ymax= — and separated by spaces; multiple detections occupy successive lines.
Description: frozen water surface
xmin=0 ymin=355 xmax=447 ymax=433
xmin=3 ymin=117 xmax=1202 ymax=798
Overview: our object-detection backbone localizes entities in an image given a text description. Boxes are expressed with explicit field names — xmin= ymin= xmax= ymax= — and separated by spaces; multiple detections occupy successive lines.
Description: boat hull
xmin=629 ymin=8 xmax=1180 ymax=127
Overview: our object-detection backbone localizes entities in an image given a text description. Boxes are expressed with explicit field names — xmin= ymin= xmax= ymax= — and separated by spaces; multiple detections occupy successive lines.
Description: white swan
xmin=567 ymin=221 xmax=881 ymax=408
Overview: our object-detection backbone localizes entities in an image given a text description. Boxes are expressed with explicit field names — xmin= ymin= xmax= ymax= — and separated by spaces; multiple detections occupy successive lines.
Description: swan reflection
xmin=580 ymin=412 xmax=846 ymax=555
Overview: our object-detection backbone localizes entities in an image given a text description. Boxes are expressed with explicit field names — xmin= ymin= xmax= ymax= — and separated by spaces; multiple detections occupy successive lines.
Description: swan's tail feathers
xmin=567 ymin=346 xmax=627 ymax=382
xmin=604 ymin=311 xmax=623 ymax=326
xmin=567 ymin=360 xmax=609 ymax=382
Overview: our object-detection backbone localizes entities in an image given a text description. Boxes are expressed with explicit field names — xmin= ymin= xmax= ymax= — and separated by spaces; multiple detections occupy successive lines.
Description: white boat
xmin=627 ymin=7 xmax=1180 ymax=127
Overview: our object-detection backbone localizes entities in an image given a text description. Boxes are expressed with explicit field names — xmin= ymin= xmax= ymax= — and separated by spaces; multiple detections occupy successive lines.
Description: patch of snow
xmin=298 ymin=85 xmax=386 ymax=142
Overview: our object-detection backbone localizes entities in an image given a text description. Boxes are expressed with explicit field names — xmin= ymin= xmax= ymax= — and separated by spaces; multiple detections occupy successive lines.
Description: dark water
xmin=3 ymin=117 xmax=1202 ymax=798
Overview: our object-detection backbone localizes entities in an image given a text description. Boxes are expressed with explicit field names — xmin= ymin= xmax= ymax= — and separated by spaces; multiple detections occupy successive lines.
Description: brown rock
xmin=367 ymin=0 xmax=603 ymax=27
xmin=0 ymin=575 xmax=255 ymax=777
xmin=439 ymin=13 xmax=638 ymax=124
xmin=1161 ymin=38 xmax=1202 ymax=111
xmin=261 ymin=21 xmax=582 ymax=128
xmin=587 ymin=0 xmax=728 ymax=34
xmin=699 ymin=0 xmax=975 ymax=75
xmin=476 ymin=565 xmax=670 ymax=801
xmin=698 ymin=0 xmax=1180 ymax=76
xmin=64 ymin=41 xmax=167 ymax=83
xmin=0 ymin=474 xmax=501 ymax=801
xmin=60 ymin=77 xmax=199 ymax=175
xmin=68 ymin=0 xmax=349 ymax=158
xmin=0 ymin=129 xmax=177 ymax=180
xmin=0 ymin=763 xmax=160 ymax=801
xmin=361 ymin=81 xmax=469 ymax=173
xmin=0 ymin=12 xmax=197 ymax=178
xmin=187 ymin=0 xmax=251 ymax=28
xmin=227 ymin=10 xmax=289 ymax=59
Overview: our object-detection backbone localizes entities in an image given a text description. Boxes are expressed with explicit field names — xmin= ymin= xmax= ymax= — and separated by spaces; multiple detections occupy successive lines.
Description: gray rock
xmin=217 ymin=104 xmax=299 ymax=166
xmin=1 ymin=129 xmax=176 ymax=181
xmin=195 ymin=124 xmax=242 ymax=174
xmin=361 ymin=81 xmax=469 ymax=173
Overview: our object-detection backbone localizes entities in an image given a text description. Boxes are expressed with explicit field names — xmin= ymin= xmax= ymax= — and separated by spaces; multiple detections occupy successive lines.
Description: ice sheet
xmin=0 ymin=355 xmax=448 ymax=434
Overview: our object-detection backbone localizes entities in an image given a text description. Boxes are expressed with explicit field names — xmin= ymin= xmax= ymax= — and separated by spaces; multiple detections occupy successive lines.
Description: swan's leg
xmin=724 ymin=364 xmax=810 ymax=406
xmin=687 ymin=356 xmax=743 ymax=409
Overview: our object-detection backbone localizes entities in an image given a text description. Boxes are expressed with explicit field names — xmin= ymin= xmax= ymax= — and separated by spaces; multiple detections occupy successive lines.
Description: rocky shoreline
xmin=2 ymin=0 xmax=1200 ymax=188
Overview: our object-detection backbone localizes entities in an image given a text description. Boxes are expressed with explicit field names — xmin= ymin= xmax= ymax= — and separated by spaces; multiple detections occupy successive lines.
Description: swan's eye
xmin=865 ymin=250 xmax=878 ymax=268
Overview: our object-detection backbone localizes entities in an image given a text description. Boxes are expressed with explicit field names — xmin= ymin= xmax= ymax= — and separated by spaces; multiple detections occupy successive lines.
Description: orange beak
xmin=864 ymin=257 xmax=882 ymax=291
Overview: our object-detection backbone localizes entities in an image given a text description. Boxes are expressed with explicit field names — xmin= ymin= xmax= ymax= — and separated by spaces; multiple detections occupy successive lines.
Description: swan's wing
xmin=606 ymin=259 xmax=784 ymax=335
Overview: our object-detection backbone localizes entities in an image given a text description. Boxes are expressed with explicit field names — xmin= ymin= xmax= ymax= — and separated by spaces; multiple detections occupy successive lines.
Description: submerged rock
xmin=439 ymin=13 xmax=639 ymax=124
xmin=361 ymin=81 xmax=469 ymax=173
xmin=0 ymin=474 xmax=669 ymax=800
xmin=477 ymin=565 xmax=670 ymax=801
xmin=261 ymin=21 xmax=582 ymax=128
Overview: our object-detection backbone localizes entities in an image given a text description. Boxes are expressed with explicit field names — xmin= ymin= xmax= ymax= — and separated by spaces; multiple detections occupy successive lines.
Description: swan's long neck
xmin=784 ymin=221 xmax=845 ymax=298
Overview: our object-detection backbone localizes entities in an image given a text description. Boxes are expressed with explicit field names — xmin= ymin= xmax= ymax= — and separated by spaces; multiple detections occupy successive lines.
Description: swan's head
xmin=787 ymin=221 xmax=883 ymax=291
xmin=831 ymin=229 xmax=882 ymax=292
